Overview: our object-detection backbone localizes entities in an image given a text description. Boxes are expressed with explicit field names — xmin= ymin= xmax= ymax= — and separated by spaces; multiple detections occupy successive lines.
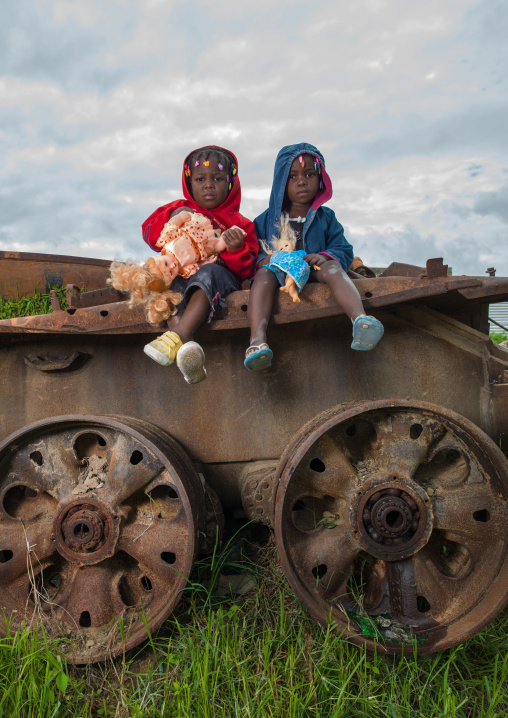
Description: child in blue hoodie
xmin=244 ymin=142 xmax=384 ymax=370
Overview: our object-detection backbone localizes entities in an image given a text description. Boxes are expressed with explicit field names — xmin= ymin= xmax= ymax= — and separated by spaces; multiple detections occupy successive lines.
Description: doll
xmin=109 ymin=211 xmax=229 ymax=325
xmin=265 ymin=216 xmax=319 ymax=303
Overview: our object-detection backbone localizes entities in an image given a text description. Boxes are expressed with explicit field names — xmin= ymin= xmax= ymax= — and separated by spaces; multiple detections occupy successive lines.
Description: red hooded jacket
xmin=142 ymin=146 xmax=257 ymax=282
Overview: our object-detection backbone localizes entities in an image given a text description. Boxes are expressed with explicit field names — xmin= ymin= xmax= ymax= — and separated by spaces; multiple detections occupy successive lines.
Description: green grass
xmin=490 ymin=331 xmax=508 ymax=345
xmin=0 ymin=285 xmax=70 ymax=319
xmin=1 ymin=533 xmax=507 ymax=718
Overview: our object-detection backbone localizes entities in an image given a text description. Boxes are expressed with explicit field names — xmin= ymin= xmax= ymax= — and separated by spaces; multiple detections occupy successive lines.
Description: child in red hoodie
xmin=142 ymin=146 xmax=257 ymax=384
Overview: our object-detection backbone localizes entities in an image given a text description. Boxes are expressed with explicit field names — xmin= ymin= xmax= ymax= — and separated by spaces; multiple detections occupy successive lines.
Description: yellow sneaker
xmin=143 ymin=331 xmax=182 ymax=366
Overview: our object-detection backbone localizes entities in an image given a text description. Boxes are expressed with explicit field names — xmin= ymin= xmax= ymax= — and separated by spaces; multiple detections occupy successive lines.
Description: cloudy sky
xmin=1 ymin=0 xmax=507 ymax=276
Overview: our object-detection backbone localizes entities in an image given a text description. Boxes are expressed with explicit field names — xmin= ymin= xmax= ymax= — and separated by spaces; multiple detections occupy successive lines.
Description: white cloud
xmin=0 ymin=0 xmax=507 ymax=279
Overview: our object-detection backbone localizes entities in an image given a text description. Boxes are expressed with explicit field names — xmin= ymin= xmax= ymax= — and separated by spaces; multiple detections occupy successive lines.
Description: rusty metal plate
xmin=0 ymin=415 xmax=206 ymax=663
xmin=274 ymin=400 xmax=508 ymax=655
xmin=0 ymin=274 xmax=493 ymax=335
xmin=0 ymin=251 xmax=111 ymax=300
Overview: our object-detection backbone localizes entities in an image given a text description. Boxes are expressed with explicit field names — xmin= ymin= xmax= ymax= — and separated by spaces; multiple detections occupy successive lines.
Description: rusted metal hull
xmin=1 ymin=256 xmax=508 ymax=659
xmin=0 ymin=251 xmax=110 ymax=299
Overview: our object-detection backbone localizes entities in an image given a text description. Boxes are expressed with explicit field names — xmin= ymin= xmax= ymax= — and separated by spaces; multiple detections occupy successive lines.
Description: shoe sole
xmin=177 ymin=343 xmax=207 ymax=384
xmin=143 ymin=344 xmax=174 ymax=366
xmin=244 ymin=348 xmax=273 ymax=371
xmin=351 ymin=317 xmax=384 ymax=351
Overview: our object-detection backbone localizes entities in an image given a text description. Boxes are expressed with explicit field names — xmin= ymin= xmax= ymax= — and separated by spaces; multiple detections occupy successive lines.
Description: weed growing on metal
xmin=0 ymin=284 xmax=70 ymax=319
xmin=1 ymin=529 xmax=508 ymax=716
xmin=490 ymin=331 xmax=508 ymax=345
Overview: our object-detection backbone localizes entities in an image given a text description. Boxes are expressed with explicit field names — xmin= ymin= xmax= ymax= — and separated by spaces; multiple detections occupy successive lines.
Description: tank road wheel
xmin=274 ymin=400 xmax=508 ymax=654
xmin=0 ymin=415 xmax=211 ymax=663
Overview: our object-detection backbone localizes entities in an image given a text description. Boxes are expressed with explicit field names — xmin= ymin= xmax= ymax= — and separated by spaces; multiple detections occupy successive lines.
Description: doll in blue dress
xmin=265 ymin=215 xmax=318 ymax=303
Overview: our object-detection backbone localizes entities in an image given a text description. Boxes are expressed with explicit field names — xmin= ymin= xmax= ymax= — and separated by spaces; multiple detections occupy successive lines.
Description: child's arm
xmin=318 ymin=210 xmax=354 ymax=271
xmin=142 ymin=200 xmax=190 ymax=251
xmin=218 ymin=217 xmax=259 ymax=282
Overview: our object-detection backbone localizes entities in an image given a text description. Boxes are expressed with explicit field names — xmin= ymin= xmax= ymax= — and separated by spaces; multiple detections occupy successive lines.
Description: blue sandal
xmin=351 ymin=316 xmax=384 ymax=351
xmin=244 ymin=344 xmax=273 ymax=371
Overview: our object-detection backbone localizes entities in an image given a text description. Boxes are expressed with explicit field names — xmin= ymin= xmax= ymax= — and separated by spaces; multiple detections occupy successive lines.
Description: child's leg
xmin=245 ymin=266 xmax=278 ymax=369
xmin=315 ymin=260 xmax=384 ymax=350
xmin=167 ymin=288 xmax=209 ymax=343
xmin=314 ymin=260 xmax=364 ymax=319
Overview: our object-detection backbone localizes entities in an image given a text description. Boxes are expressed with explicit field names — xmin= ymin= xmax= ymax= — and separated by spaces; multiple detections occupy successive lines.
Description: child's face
xmin=286 ymin=154 xmax=320 ymax=209
xmin=190 ymin=157 xmax=229 ymax=209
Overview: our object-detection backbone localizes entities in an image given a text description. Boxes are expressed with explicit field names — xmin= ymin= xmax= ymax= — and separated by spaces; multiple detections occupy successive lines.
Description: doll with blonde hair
xmin=109 ymin=211 xmax=229 ymax=325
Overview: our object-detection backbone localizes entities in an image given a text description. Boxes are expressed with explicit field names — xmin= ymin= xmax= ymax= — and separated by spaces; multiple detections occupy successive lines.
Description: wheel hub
xmin=352 ymin=479 xmax=432 ymax=560
xmin=53 ymin=498 xmax=120 ymax=565
xmin=365 ymin=489 xmax=419 ymax=543
xmin=61 ymin=505 xmax=105 ymax=552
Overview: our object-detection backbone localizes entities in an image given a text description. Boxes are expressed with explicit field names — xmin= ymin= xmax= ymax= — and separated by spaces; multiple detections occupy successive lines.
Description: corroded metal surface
xmin=0 ymin=251 xmax=111 ymax=300
xmin=0 ymin=273 xmax=494 ymax=334
xmin=1 ymin=254 xmax=508 ymax=659
xmin=0 ymin=415 xmax=208 ymax=663
xmin=274 ymin=400 xmax=508 ymax=654
xmin=240 ymin=461 xmax=279 ymax=527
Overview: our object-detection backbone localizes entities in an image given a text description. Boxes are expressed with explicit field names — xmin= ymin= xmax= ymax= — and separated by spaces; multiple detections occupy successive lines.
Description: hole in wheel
xmin=141 ymin=576 xmax=152 ymax=591
xmin=344 ymin=420 xmax=377 ymax=459
xmin=73 ymin=523 xmax=91 ymax=540
xmin=291 ymin=495 xmax=338 ymax=532
xmin=410 ymin=424 xmax=423 ymax=439
xmin=310 ymin=458 xmax=325 ymax=473
xmin=148 ymin=485 xmax=180 ymax=519
xmin=30 ymin=451 xmax=43 ymax=466
xmin=118 ymin=576 xmax=137 ymax=606
xmin=3 ymin=485 xmax=38 ymax=517
xmin=386 ymin=510 xmax=404 ymax=529
xmin=150 ymin=485 xmax=178 ymax=500
xmin=0 ymin=549 xmax=13 ymax=563
xmin=240 ymin=304 xmax=248 ymax=312
xmin=74 ymin=432 xmax=108 ymax=460
xmin=431 ymin=534 xmax=471 ymax=578
xmin=161 ymin=552 xmax=176 ymax=565
xmin=130 ymin=450 xmax=143 ymax=465
xmin=473 ymin=509 xmax=490 ymax=522
xmin=312 ymin=564 xmax=327 ymax=579
xmin=346 ymin=424 xmax=356 ymax=437
xmin=79 ymin=611 xmax=91 ymax=627
xmin=417 ymin=596 xmax=430 ymax=613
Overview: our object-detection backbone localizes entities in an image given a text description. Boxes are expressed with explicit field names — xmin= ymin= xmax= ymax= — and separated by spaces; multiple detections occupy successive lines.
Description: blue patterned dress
xmin=267 ymin=250 xmax=310 ymax=293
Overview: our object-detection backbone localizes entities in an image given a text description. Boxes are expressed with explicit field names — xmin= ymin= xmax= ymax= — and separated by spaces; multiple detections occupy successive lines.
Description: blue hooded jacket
xmin=254 ymin=142 xmax=354 ymax=271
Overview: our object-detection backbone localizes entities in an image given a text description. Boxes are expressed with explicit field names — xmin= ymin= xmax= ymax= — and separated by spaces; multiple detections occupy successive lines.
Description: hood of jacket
xmin=180 ymin=145 xmax=242 ymax=232
xmin=265 ymin=142 xmax=333 ymax=241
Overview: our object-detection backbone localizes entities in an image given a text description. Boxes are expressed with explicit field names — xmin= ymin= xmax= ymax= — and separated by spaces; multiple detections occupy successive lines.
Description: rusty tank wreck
xmin=1 ymin=254 xmax=508 ymax=662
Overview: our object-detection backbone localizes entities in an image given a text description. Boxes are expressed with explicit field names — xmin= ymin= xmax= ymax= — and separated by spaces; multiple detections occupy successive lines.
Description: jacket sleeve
xmin=219 ymin=215 xmax=259 ymax=282
xmin=253 ymin=210 xmax=270 ymax=266
xmin=319 ymin=209 xmax=354 ymax=271
xmin=141 ymin=200 xmax=188 ymax=251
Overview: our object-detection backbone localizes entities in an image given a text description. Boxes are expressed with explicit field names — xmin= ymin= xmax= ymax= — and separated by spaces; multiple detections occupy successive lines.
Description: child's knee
xmin=321 ymin=259 xmax=344 ymax=275
xmin=254 ymin=266 xmax=277 ymax=286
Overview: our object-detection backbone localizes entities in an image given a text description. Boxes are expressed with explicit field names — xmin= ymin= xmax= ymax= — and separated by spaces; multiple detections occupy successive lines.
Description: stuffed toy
xmin=109 ymin=211 xmax=228 ymax=325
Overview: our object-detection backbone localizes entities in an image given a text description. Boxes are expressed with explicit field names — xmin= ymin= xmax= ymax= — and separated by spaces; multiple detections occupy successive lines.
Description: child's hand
xmin=170 ymin=207 xmax=195 ymax=219
xmin=304 ymin=253 xmax=327 ymax=268
xmin=221 ymin=226 xmax=246 ymax=252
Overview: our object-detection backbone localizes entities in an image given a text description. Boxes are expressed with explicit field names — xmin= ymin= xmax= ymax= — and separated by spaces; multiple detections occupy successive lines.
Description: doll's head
xmin=109 ymin=258 xmax=183 ymax=326
xmin=185 ymin=147 xmax=237 ymax=210
xmin=275 ymin=237 xmax=296 ymax=253
xmin=273 ymin=214 xmax=297 ymax=252
xmin=282 ymin=153 xmax=322 ymax=213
